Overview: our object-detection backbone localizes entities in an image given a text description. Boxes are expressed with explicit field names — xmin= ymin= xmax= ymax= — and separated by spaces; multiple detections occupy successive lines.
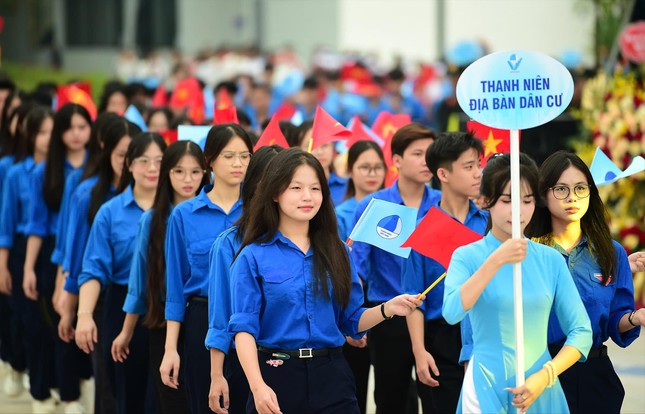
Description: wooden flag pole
xmin=510 ymin=129 xmax=525 ymax=406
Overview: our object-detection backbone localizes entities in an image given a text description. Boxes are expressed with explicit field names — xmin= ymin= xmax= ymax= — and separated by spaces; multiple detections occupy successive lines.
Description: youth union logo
xmin=507 ymin=54 xmax=522 ymax=71
xmin=376 ymin=215 xmax=402 ymax=239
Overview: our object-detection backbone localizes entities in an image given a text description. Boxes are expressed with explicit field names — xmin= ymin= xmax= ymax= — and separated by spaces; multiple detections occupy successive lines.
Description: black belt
xmin=258 ymin=346 xmax=343 ymax=359
xmin=549 ymin=344 xmax=607 ymax=359
xmin=189 ymin=296 xmax=207 ymax=303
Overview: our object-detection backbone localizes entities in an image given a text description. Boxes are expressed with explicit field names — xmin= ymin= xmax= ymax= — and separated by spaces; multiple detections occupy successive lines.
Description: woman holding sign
xmin=228 ymin=148 xmax=421 ymax=414
xmin=526 ymin=151 xmax=643 ymax=413
xmin=442 ymin=153 xmax=591 ymax=413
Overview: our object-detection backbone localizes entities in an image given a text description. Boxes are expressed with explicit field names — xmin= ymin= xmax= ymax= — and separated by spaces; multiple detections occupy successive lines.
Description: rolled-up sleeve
xmin=78 ymin=205 xmax=112 ymax=287
xmin=206 ymin=230 xmax=236 ymax=353
xmin=338 ymin=252 xmax=368 ymax=339
xmin=608 ymin=242 xmax=639 ymax=347
xmin=123 ymin=213 xmax=151 ymax=315
xmin=164 ymin=210 xmax=191 ymax=322
xmin=228 ymin=249 xmax=262 ymax=340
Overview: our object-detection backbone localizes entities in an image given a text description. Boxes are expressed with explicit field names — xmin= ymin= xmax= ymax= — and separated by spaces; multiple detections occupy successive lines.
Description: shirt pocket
xmin=188 ymin=239 xmax=213 ymax=278
xmin=262 ymin=271 xmax=298 ymax=304
xmin=586 ymin=271 xmax=614 ymax=309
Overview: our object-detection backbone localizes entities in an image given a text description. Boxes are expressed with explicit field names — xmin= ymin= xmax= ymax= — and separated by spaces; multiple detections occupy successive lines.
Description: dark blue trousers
xmin=183 ymin=298 xmax=210 ymax=414
xmin=101 ymin=283 xmax=152 ymax=414
xmin=148 ymin=326 xmax=189 ymax=414
xmin=247 ymin=349 xmax=359 ymax=414
xmin=224 ymin=347 xmax=250 ymax=414
xmin=5 ymin=234 xmax=27 ymax=372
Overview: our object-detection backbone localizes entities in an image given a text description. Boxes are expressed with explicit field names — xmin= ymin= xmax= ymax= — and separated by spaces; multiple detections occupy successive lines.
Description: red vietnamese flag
xmin=273 ymin=102 xmax=297 ymax=121
xmin=372 ymin=111 xmax=412 ymax=187
xmin=309 ymin=105 xmax=352 ymax=152
xmin=467 ymin=121 xmax=519 ymax=168
xmin=401 ymin=207 xmax=483 ymax=269
xmin=57 ymin=84 xmax=97 ymax=120
xmin=254 ymin=115 xmax=289 ymax=151
xmin=346 ymin=116 xmax=376 ymax=148
xmin=151 ymin=84 xmax=168 ymax=107
xmin=170 ymin=77 xmax=205 ymax=124
xmin=213 ymin=89 xmax=239 ymax=125
xmin=159 ymin=129 xmax=178 ymax=145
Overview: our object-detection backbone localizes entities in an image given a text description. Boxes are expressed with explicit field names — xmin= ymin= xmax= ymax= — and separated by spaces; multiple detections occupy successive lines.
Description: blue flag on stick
xmin=124 ymin=105 xmax=148 ymax=132
xmin=348 ymin=198 xmax=418 ymax=258
xmin=178 ymin=125 xmax=212 ymax=150
xmin=589 ymin=147 xmax=645 ymax=186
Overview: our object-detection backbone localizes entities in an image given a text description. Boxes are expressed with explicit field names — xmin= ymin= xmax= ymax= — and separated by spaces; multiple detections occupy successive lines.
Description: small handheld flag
xmin=371 ymin=111 xmax=411 ymax=187
xmin=57 ymin=84 xmax=98 ymax=120
xmin=254 ymin=115 xmax=289 ymax=151
xmin=309 ymin=105 xmax=352 ymax=152
xmin=348 ymin=198 xmax=418 ymax=258
xmin=124 ymin=105 xmax=148 ymax=132
xmin=467 ymin=120 xmax=519 ymax=167
xmin=346 ymin=116 xmax=384 ymax=148
xmin=589 ymin=146 xmax=645 ymax=186
xmin=213 ymin=89 xmax=239 ymax=125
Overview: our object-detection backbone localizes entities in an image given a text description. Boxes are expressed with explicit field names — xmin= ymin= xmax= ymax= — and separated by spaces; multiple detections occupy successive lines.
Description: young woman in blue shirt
xmin=0 ymin=106 xmax=53 ymax=399
xmin=229 ymin=148 xmax=422 ymax=414
xmin=443 ymin=153 xmax=591 ymax=413
xmin=526 ymin=151 xmax=643 ymax=413
xmin=111 ymin=140 xmax=207 ymax=413
xmin=160 ymin=124 xmax=253 ymax=414
xmin=206 ymin=144 xmax=285 ymax=414
xmin=334 ymin=139 xmax=385 ymax=414
xmin=75 ymin=132 xmax=167 ymax=414
xmin=20 ymin=103 xmax=93 ymax=412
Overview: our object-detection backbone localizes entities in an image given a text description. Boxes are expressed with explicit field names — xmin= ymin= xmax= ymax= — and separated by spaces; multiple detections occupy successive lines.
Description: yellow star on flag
xmin=483 ymin=130 xmax=503 ymax=157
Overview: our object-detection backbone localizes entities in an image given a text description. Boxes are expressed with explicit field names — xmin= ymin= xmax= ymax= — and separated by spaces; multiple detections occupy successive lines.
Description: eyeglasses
xmin=170 ymin=168 xmax=207 ymax=180
xmin=549 ymin=184 xmax=591 ymax=200
xmin=356 ymin=163 xmax=386 ymax=176
xmin=219 ymin=151 xmax=251 ymax=166
xmin=132 ymin=156 xmax=163 ymax=168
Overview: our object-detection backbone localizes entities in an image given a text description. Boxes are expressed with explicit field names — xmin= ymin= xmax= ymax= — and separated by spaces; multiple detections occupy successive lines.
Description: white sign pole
xmin=510 ymin=129 xmax=525 ymax=400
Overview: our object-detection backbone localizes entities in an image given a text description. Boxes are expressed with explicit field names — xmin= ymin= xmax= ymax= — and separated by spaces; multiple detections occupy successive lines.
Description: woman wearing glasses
xmin=160 ymin=124 xmax=253 ymax=414
xmin=526 ymin=150 xmax=643 ymax=414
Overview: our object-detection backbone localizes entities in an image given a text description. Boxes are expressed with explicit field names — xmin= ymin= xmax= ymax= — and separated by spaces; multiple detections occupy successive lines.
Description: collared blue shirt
xmin=78 ymin=186 xmax=145 ymax=287
xmin=206 ymin=226 xmax=241 ymax=353
xmin=328 ymin=172 xmax=348 ymax=207
xmin=335 ymin=196 xmax=358 ymax=241
xmin=548 ymin=237 xmax=639 ymax=349
xmin=62 ymin=176 xmax=117 ymax=293
xmin=165 ymin=185 xmax=242 ymax=322
xmin=228 ymin=231 xmax=367 ymax=349
xmin=124 ymin=209 xmax=158 ymax=315
xmin=51 ymin=168 xmax=84 ymax=264
xmin=350 ymin=181 xmax=441 ymax=302
xmin=0 ymin=157 xmax=38 ymax=248
xmin=25 ymin=156 xmax=85 ymax=237
xmin=402 ymin=199 xmax=488 ymax=363
xmin=0 ymin=155 xmax=15 ymax=215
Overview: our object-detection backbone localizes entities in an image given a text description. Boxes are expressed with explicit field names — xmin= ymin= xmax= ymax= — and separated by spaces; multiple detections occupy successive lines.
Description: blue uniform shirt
xmin=165 ymin=185 xmax=242 ymax=322
xmin=402 ymin=199 xmax=488 ymax=364
xmin=0 ymin=155 xmax=15 ymax=215
xmin=228 ymin=231 xmax=367 ymax=349
xmin=328 ymin=172 xmax=348 ymax=207
xmin=351 ymin=181 xmax=441 ymax=302
xmin=548 ymin=237 xmax=639 ymax=349
xmin=123 ymin=209 xmax=159 ymax=315
xmin=335 ymin=197 xmax=357 ymax=242
xmin=51 ymin=168 xmax=84 ymax=264
xmin=78 ymin=186 xmax=145 ymax=288
xmin=62 ymin=177 xmax=117 ymax=293
xmin=0 ymin=157 xmax=38 ymax=248
xmin=25 ymin=157 xmax=84 ymax=237
xmin=206 ymin=226 xmax=241 ymax=353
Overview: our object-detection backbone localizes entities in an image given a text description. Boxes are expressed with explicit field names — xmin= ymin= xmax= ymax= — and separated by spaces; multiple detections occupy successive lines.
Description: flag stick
xmin=510 ymin=129 xmax=525 ymax=402
xmin=307 ymin=136 xmax=313 ymax=153
xmin=345 ymin=238 xmax=353 ymax=247
xmin=417 ymin=272 xmax=446 ymax=300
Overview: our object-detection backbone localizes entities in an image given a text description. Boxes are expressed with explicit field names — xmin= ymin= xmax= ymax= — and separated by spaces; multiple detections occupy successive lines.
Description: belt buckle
xmin=298 ymin=348 xmax=313 ymax=359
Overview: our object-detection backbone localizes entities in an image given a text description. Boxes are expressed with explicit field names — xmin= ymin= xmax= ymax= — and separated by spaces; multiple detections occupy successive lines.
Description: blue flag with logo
xmin=589 ymin=146 xmax=645 ymax=186
xmin=348 ymin=198 xmax=418 ymax=258
xmin=124 ymin=105 xmax=148 ymax=132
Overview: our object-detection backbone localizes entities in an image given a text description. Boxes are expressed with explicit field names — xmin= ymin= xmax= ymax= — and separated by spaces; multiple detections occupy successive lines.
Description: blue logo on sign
xmin=507 ymin=54 xmax=522 ymax=71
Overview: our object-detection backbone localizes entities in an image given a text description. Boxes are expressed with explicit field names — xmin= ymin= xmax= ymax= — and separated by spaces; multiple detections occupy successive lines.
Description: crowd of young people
xmin=0 ymin=76 xmax=643 ymax=414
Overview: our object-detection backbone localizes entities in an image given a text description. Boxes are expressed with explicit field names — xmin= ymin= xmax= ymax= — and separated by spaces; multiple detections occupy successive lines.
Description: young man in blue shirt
xmin=351 ymin=123 xmax=440 ymax=413
xmin=402 ymin=131 xmax=487 ymax=413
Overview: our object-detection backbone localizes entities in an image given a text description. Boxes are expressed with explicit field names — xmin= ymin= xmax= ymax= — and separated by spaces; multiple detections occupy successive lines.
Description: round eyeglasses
xmin=549 ymin=184 xmax=590 ymax=200
xmin=219 ymin=151 xmax=251 ymax=166
xmin=170 ymin=168 xmax=207 ymax=180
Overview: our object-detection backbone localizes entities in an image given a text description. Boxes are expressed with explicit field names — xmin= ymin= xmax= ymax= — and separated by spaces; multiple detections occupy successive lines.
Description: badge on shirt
xmin=594 ymin=273 xmax=613 ymax=286
xmin=272 ymin=352 xmax=290 ymax=360
xmin=266 ymin=359 xmax=284 ymax=367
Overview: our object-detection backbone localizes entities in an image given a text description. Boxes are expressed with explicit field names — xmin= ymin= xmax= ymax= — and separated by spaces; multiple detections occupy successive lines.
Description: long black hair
xmin=203 ymin=123 xmax=254 ymax=169
xmin=144 ymin=141 xmax=208 ymax=329
xmin=480 ymin=153 xmax=541 ymax=233
xmin=117 ymin=132 xmax=168 ymax=193
xmin=235 ymin=145 xmax=285 ymax=241
xmin=0 ymin=90 xmax=25 ymax=156
xmin=21 ymin=106 xmax=55 ymax=162
xmin=1 ymin=103 xmax=34 ymax=160
xmin=344 ymin=140 xmax=385 ymax=200
xmin=82 ymin=111 xmax=121 ymax=180
xmin=238 ymin=148 xmax=352 ymax=307
xmin=525 ymin=151 xmax=615 ymax=284
xmin=43 ymin=103 xmax=93 ymax=212
xmin=87 ymin=117 xmax=141 ymax=224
